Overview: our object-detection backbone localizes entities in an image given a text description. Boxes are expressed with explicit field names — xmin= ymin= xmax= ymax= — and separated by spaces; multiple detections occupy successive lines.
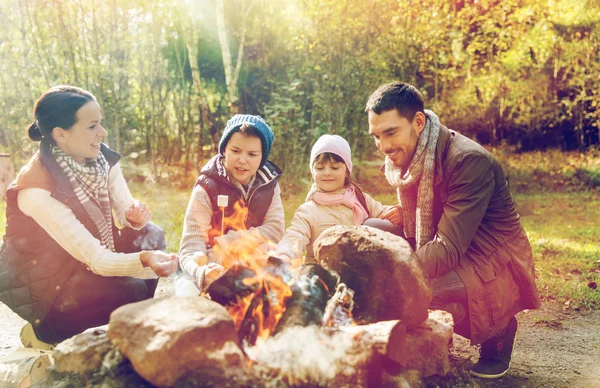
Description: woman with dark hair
xmin=0 ymin=85 xmax=178 ymax=348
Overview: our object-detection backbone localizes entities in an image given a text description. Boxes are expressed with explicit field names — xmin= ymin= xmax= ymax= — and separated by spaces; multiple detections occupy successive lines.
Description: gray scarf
xmin=51 ymin=145 xmax=115 ymax=251
xmin=384 ymin=110 xmax=440 ymax=249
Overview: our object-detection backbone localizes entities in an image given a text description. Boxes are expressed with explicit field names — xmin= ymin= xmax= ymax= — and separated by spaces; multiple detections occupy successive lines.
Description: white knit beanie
xmin=310 ymin=134 xmax=353 ymax=174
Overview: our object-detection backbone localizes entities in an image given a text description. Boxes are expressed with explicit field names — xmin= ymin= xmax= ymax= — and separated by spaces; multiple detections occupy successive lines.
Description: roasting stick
xmin=217 ymin=195 xmax=229 ymax=236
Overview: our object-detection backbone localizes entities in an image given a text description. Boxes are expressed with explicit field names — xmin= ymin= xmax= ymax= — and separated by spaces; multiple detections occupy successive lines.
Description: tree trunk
xmin=181 ymin=12 xmax=218 ymax=157
xmin=216 ymin=0 xmax=256 ymax=114
xmin=185 ymin=39 xmax=218 ymax=155
xmin=0 ymin=154 xmax=15 ymax=201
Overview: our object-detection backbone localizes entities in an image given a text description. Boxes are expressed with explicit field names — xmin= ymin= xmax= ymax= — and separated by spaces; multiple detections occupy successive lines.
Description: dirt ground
xmin=1 ymin=277 xmax=599 ymax=387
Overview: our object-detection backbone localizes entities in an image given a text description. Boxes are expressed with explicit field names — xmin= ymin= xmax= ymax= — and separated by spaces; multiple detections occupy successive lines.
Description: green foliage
xmin=0 ymin=0 xmax=598 ymax=173
xmin=493 ymin=146 xmax=600 ymax=192
xmin=128 ymin=181 xmax=189 ymax=253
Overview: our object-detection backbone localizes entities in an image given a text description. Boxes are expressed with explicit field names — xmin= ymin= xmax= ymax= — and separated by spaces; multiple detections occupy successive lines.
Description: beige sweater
xmin=273 ymin=188 xmax=390 ymax=262
xmin=179 ymin=182 xmax=285 ymax=289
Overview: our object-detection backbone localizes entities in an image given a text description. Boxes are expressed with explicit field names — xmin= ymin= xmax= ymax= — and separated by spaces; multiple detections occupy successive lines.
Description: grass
xmin=515 ymin=191 xmax=600 ymax=309
xmin=1 ymin=150 xmax=598 ymax=310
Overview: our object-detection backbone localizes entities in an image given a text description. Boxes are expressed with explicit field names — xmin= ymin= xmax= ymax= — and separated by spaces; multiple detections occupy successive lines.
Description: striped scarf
xmin=51 ymin=145 xmax=115 ymax=251
xmin=384 ymin=110 xmax=440 ymax=249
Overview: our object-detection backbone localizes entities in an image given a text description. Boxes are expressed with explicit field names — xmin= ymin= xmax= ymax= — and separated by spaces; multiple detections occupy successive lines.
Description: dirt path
xmin=452 ymin=303 xmax=600 ymax=387
xmin=1 ymin=279 xmax=599 ymax=387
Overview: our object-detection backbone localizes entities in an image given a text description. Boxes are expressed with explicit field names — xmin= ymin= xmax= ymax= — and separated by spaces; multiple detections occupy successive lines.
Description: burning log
xmin=205 ymin=264 xmax=258 ymax=306
xmin=274 ymin=264 xmax=338 ymax=334
xmin=322 ymin=283 xmax=355 ymax=327
xmin=237 ymin=256 xmax=298 ymax=346
xmin=238 ymin=285 xmax=271 ymax=347
xmin=206 ymin=257 xmax=292 ymax=307
xmin=208 ymin=258 xmax=296 ymax=347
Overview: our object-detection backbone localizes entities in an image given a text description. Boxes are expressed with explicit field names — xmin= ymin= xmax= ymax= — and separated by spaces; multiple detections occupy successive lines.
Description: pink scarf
xmin=312 ymin=186 xmax=369 ymax=225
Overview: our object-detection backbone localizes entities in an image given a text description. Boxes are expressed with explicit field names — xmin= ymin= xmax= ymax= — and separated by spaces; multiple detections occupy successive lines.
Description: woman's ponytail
xmin=27 ymin=121 xmax=43 ymax=141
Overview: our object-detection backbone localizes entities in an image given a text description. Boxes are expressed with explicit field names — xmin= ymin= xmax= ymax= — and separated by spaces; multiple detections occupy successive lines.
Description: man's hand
xmin=380 ymin=205 xmax=403 ymax=225
xmin=141 ymin=251 xmax=178 ymax=277
xmin=125 ymin=200 xmax=151 ymax=228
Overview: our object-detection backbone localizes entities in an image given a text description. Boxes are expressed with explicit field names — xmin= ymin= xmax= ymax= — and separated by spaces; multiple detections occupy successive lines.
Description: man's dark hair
xmin=365 ymin=82 xmax=425 ymax=121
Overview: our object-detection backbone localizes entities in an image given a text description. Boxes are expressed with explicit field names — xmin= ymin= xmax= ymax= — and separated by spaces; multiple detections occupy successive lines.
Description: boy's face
xmin=223 ymin=132 xmax=262 ymax=185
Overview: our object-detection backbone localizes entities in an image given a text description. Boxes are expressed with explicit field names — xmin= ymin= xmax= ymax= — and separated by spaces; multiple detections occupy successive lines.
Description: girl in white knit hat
xmin=273 ymin=134 xmax=401 ymax=263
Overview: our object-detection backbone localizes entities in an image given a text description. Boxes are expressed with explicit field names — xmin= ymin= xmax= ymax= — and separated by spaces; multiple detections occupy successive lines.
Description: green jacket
xmin=416 ymin=124 xmax=540 ymax=344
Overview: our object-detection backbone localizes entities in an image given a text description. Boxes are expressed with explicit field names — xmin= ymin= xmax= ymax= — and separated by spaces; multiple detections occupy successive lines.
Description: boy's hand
xmin=203 ymin=263 xmax=226 ymax=289
xmin=126 ymin=200 xmax=151 ymax=228
xmin=381 ymin=205 xmax=402 ymax=225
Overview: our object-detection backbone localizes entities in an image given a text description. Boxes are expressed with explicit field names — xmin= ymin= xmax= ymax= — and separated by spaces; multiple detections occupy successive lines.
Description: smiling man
xmin=366 ymin=82 xmax=540 ymax=379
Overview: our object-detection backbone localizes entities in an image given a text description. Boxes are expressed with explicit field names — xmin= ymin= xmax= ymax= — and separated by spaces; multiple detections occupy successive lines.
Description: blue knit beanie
xmin=218 ymin=114 xmax=274 ymax=167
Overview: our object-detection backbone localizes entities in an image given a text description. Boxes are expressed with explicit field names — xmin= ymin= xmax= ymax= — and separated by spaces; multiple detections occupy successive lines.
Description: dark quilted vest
xmin=195 ymin=155 xmax=282 ymax=247
xmin=0 ymin=141 xmax=120 ymax=326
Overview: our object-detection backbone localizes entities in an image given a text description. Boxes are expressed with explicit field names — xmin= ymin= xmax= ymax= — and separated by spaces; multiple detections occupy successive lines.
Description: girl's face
xmin=313 ymin=156 xmax=348 ymax=192
xmin=55 ymin=101 xmax=107 ymax=164
xmin=223 ymin=132 xmax=262 ymax=185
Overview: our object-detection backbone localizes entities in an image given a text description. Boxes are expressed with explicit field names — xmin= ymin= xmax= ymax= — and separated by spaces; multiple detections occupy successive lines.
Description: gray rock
xmin=53 ymin=328 xmax=113 ymax=375
xmin=0 ymin=348 xmax=53 ymax=387
xmin=403 ymin=310 xmax=454 ymax=377
xmin=107 ymin=296 xmax=245 ymax=388
xmin=313 ymin=226 xmax=432 ymax=328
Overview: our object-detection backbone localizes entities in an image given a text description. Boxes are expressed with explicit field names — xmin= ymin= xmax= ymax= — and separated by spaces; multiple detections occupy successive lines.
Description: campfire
xmin=196 ymin=225 xmax=406 ymax=387
xmin=122 ymin=199 xmax=446 ymax=387
xmin=52 ymin=202 xmax=455 ymax=388
xmin=203 ymin=199 xmax=358 ymax=349
xmin=205 ymin=254 xmax=337 ymax=347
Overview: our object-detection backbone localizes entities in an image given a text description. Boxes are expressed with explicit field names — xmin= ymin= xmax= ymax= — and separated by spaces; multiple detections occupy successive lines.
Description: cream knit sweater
xmin=17 ymin=163 xmax=157 ymax=279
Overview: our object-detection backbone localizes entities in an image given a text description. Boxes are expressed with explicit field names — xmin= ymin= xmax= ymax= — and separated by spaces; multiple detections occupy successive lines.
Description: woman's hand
xmin=140 ymin=251 xmax=178 ymax=277
xmin=126 ymin=200 xmax=151 ymax=228
xmin=380 ymin=205 xmax=403 ymax=225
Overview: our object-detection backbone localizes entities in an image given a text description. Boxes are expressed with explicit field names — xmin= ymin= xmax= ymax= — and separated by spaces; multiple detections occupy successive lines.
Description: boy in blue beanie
xmin=175 ymin=114 xmax=285 ymax=295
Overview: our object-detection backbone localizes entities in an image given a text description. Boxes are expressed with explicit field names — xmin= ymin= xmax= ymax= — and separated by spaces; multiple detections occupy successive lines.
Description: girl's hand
xmin=141 ymin=251 xmax=178 ymax=277
xmin=380 ymin=205 xmax=403 ymax=225
xmin=126 ymin=200 xmax=151 ymax=228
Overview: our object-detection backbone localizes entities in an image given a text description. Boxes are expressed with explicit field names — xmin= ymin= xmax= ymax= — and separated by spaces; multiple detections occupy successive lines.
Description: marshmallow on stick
xmin=217 ymin=195 xmax=229 ymax=208
xmin=217 ymin=195 xmax=228 ymax=236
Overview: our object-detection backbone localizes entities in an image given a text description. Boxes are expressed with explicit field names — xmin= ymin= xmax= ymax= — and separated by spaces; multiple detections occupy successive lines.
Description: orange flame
xmin=208 ymin=199 xmax=296 ymax=340
xmin=208 ymin=201 xmax=249 ymax=251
